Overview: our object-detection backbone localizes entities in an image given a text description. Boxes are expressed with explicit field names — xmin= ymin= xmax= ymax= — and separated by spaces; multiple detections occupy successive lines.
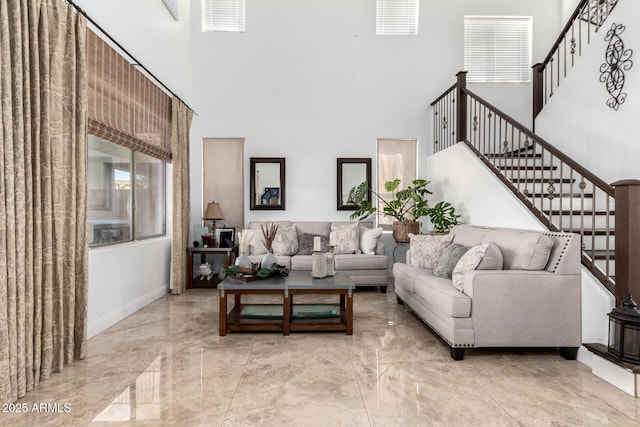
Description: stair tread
xmin=568 ymin=229 xmax=615 ymax=236
xmin=486 ymin=153 xmax=542 ymax=159
xmin=498 ymin=165 xmax=557 ymax=170
xmin=511 ymin=178 xmax=575 ymax=183
xmin=526 ymin=192 xmax=594 ymax=198
xmin=545 ymin=210 xmax=615 ymax=215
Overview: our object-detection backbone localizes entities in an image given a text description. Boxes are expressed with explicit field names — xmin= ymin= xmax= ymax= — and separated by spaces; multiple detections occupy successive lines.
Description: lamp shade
xmin=203 ymin=202 xmax=224 ymax=220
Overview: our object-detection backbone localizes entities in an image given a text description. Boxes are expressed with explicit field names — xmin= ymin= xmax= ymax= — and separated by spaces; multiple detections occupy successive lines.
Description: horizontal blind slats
xmin=203 ymin=0 xmax=245 ymax=32
xmin=464 ymin=16 xmax=532 ymax=83
xmin=376 ymin=0 xmax=419 ymax=35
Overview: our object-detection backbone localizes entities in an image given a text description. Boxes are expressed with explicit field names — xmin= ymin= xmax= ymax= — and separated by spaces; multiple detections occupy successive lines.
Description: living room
xmin=3 ymin=0 xmax=640 ymax=424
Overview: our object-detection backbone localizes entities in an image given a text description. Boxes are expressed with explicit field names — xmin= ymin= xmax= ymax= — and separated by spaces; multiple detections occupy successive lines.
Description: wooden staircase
xmin=431 ymin=75 xmax=616 ymax=293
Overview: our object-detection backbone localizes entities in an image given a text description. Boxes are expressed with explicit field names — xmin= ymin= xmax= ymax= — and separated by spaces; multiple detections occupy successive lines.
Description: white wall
xmin=74 ymin=0 xmax=193 ymax=337
xmin=426 ymin=143 xmax=615 ymax=365
xmin=535 ymin=0 xmax=640 ymax=183
xmin=189 ymin=0 xmax=564 ymax=229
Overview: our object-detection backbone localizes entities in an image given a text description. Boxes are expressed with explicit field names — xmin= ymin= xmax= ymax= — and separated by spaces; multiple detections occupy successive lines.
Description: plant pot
xmin=392 ymin=220 xmax=420 ymax=243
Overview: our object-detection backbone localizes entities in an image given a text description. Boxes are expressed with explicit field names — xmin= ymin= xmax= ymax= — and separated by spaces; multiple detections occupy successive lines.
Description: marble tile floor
xmin=3 ymin=286 xmax=640 ymax=427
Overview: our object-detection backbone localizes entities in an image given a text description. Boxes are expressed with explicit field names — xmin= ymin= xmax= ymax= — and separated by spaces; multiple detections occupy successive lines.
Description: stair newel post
xmin=532 ymin=62 xmax=544 ymax=131
xmin=611 ymin=180 xmax=640 ymax=304
xmin=456 ymin=71 xmax=467 ymax=143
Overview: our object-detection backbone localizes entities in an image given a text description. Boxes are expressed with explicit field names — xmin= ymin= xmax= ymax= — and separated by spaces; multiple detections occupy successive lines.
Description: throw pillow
xmin=297 ymin=233 xmax=329 ymax=255
xmin=330 ymin=222 xmax=360 ymax=254
xmin=272 ymin=226 xmax=299 ymax=256
xmin=433 ymin=243 xmax=470 ymax=279
xmin=452 ymin=243 xmax=490 ymax=291
xmin=408 ymin=233 xmax=454 ymax=269
xmin=360 ymin=227 xmax=383 ymax=255
xmin=476 ymin=242 xmax=503 ymax=270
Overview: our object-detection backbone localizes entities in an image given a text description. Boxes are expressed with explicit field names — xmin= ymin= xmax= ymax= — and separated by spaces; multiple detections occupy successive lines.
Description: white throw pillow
xmin=272 ymin=226 xmax=299 ymax=256
xmin=331 ymin=222 xmax=360 ymax=254
xmin=452 ymin=243 xmax=490 ymax=291
xmin=408 ymin=233 xmax=453 ymax=269
xmin=360 ymin=227 xmax=383 ymax=255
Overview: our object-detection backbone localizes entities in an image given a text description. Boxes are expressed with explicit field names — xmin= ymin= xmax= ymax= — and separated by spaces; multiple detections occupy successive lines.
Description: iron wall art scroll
xmin=599 ymin=23 xmax=633 ymax=110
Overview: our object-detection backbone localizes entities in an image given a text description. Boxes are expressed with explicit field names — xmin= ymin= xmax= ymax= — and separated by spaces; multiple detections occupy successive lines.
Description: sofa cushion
xmin=433 ymin=243 xmax=469 ymax=279
xmin=408 ymin=233 xmax=453 ymax=269
xmin=483 ymin=229 xmax=554 ymax=270
xmin=330 ymin=222 xmax=360 ymax=254
xmin=291 ymin=255 xmax=313 ymax=270
xmin=393 ymin=262 xmax=431 ymax=293
xmin=297 ymin=233 xmax=329 ymax=255
xmin=477 ymin=242 xmax=503 ymax=270
xmin=452 ymin=244 xmax=490 ymax=291
xmin=359 ymin=227 xmax=383 ymax=255
xmin=414 ymin=275 xmax=472 ymax=318
xmin=451 ymin=224 xmax=489 ymax=247
xmin=272 ymin=226 xmax=299 ymax=256
xmin=334 ymin=254 xmax=387 ymax=270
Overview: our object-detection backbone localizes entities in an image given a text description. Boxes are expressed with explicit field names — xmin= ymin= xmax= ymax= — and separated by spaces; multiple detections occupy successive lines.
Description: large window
xmin=377 ymin=138 xmax=417 ymax=229
xmin=88 ymin=136 xmax=165 ymax=246
xmin=376 ymin=0 xmax=419 ymax=35
xmin=464 ymin=16 xmax=532 ymax=83
xmin=202 ymin=0 xmax=246 ymax=32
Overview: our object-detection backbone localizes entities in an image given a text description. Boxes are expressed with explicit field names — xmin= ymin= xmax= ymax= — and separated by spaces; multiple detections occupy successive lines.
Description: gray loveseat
xmin=393 ymin=224 xmax=581 ymax=360
xmin=247 ymin=221 xmax=389 ymax=291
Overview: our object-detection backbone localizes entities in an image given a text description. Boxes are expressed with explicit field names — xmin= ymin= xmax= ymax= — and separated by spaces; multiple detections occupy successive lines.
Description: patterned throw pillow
xmin=272 ymin=226 xmax=299 ymax=256
xmin=433 ymin=243 xmax=470 ymax=279
xmin=408 ymin=233 xmax=454 ymax=269
xmin=331 ymin=222 xmax=360 ymax=254
xmin=452 ymin=243 xmax=490 ymax=291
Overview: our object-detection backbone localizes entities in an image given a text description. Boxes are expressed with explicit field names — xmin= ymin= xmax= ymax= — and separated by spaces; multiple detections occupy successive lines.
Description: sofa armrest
xmin=375 ymin=241 xmax=386 ymax=255
xmin=463 ymin=270 xmax=581 ymax=347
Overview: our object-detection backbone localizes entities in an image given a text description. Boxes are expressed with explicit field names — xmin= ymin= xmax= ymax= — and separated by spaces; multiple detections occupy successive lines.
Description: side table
xmin=186 ymin=246 xmax=238 ymax=289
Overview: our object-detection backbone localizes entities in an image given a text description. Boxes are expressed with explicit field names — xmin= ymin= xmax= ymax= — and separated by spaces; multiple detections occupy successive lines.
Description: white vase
xmin=235 ymin=251 xmax=252 ymax=269
xmin=261 ymin=251 xmax=277 ymax=270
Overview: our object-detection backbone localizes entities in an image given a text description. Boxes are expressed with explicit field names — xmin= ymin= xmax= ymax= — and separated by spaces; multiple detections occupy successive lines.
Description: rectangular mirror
xmin=337 ymin=158 xmax=371 ymax=210
xmin=250 ymin=157 xmax=286 ymax=210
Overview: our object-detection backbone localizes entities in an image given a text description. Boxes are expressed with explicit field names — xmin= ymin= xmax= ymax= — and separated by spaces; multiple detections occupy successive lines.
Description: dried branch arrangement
xmin=261 ymin=223 xmax=279 ymax=251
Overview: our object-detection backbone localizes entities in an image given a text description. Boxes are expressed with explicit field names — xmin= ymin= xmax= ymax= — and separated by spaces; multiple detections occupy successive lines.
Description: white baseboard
xmin=88 ymin=284 xmax=169 ymax=339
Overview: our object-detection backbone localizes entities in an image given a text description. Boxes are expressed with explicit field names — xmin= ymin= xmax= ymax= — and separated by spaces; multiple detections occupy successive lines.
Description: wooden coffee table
xmin=218 ymin=271 xmax=354 ymax=335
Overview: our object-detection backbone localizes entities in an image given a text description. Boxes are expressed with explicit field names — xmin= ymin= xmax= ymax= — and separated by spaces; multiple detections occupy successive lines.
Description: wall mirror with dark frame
xmin=250 ymin=157 xmax=286 ymax=210
xmin=337 ymin=158 xmax=371 ymax=210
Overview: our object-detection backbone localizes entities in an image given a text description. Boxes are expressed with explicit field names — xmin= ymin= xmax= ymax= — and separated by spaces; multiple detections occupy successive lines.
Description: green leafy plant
xmin=427 ymin=201 xmax=461 ymax=233
xmin=349 ymin=179 xmax=432 ymax=222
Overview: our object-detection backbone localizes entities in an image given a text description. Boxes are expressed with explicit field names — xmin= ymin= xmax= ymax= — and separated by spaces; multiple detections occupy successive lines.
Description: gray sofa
xmin=247 ymin=221 xmax=389 ymax=291
xmin=393 ymin=224 xmax=582 ymax=360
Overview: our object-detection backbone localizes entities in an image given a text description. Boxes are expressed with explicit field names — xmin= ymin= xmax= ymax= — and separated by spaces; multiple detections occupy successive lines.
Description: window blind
xmin=87 ymin=31 xmax=172 ymax=162
xmin=202 ymin=0 xmax=245 ymax=32
xmin=464 ymin=16 xmax=532 ymax=83
xmin=376 ymin=0 xmax=419 ymax=35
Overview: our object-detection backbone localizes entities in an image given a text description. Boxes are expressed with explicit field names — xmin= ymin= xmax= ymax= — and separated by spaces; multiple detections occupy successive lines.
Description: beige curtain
xmin=170 ymin=98 xmax=194 ymax=295
xmin=203 ymin=138 xmax=244 ymax=231
xmin=0 ymin=0 xmax=88 ymax=403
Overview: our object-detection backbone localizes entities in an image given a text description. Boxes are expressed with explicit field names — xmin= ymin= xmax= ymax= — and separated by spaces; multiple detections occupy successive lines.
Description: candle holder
xmin=326 ymin=245 xmax=336 ymax=276
xmin=311 ymin=251 xmax=327 ymax=278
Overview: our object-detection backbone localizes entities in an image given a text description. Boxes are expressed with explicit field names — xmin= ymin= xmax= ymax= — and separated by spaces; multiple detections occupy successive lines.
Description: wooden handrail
xmin=429 ymin=83 xmax=456 ymax=106
xmin=462 ymin=87 xmax=615 ymax=197
xmin=541 ymin=0 xmax=590 ymax=66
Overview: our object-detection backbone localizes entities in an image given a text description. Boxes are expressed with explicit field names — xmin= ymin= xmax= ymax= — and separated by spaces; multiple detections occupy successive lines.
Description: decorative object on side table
xmin=203 ymin=201 xmax=224 ymax=246
xmin=260 ymin=223 xmax=279 ymax=269
xmin=235 ymin=229 xmax=254 ymax=269
xmin=198 ymin=262 xmax=213 ymax=280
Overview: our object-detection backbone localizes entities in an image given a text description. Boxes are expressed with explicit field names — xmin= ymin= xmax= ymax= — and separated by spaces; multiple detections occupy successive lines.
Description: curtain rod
xmin=67 ymin=0 xmax=197 ymax=116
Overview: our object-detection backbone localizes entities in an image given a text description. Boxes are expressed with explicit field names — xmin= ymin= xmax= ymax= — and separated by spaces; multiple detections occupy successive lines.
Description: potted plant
xmin=349 ymin=179 xmax=432 ymax=243
xmin=427 ymin=201 xmax=461 ymax=234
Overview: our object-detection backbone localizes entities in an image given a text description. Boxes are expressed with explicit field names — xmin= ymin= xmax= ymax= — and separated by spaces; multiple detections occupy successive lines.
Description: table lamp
xmin=203 ymin=201 xmax=224 ymax=246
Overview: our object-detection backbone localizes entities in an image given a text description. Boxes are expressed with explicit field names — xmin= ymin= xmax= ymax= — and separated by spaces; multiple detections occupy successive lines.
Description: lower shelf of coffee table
xmin=225 ymin=304 xmax=348 ymax=333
